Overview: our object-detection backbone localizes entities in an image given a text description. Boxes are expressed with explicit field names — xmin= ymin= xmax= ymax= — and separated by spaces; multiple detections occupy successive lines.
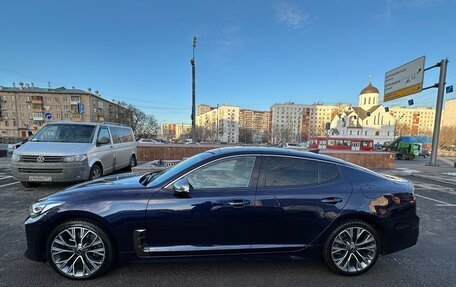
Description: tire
xmin=21 ymin=181 xmax=41 ymax=188
xmin=128 ymin=155 xmax=137 ymax=170
xmin=322 ymin=220 xmax=380 ymax=276
xmin=89 ymin=164 xmax=102 ymax=180
xmin=46 ymin=220 xmax=114 ymax=279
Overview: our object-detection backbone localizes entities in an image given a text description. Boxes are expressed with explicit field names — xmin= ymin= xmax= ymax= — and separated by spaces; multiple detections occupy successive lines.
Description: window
xmin=263 ymin=157 xmax=318 ymax=187
xmin=318 ymin=162 xmax=339 ymax=183
xmin=31 ymin=124 xmax=95 ymax=143
xmin=97 ymin=127 xmax=111 ymax=144
xmin=109 ymin=127 xmax=124 ymax=144
xmin=186 ymin=156 xmax=256 ymax=189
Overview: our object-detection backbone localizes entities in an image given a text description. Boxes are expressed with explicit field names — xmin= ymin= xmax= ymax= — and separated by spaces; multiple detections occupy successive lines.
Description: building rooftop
xmin=0 ymin=85 xmax=91 ymax=95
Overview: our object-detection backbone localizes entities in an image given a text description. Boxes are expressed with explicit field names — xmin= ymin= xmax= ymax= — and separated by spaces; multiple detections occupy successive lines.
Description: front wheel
xmin=128 ymin=155 xmax=137 ymax=170
xmin=89 ymin=164 xmax=102 ymax=180
xmin=322 ymin=220 xmax=379 ymax=276
xmin=46 ymin=220 xmax=114 ymax=279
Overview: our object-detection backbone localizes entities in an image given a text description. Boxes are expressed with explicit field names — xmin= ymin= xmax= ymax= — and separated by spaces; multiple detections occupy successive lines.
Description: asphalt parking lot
xmin=0 ymin=158 xmax=455 ymax=287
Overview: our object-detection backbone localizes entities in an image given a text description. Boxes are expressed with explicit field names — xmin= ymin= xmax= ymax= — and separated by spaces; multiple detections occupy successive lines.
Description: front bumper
xmin=24 ymin=214 xmax=52 ymax=262
xmin=11 ymin=160 xmax=90 ymax=182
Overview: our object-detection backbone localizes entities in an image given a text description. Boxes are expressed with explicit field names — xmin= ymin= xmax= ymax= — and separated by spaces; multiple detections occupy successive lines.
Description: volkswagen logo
xmin=36 ymin=155 xmax=45 ymax=163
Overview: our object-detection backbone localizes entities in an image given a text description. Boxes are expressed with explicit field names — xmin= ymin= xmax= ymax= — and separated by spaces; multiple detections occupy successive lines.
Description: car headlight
xmin=29 ymin=201 xmax=64 ymax=218
xmin=11 ymin=153 xmax=20 ymax=162
xmin=63 ymin=154 xmax=87 ymax=162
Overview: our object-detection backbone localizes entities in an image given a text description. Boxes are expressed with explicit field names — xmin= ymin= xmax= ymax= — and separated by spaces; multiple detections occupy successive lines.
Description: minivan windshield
xmin=31 ymin=124 xmax=96 ymax=143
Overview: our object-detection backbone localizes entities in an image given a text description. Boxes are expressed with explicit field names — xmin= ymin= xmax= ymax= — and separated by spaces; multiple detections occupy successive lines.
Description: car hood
xmin=45 ymin=173 xmax=147 ymax=200
xmin=16 ymin=142 xmax=92 ymax=156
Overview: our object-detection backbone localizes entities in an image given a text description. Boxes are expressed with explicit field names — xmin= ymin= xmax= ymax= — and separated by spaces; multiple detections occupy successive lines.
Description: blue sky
xmin=1 ymin=0 xmax=455 ymax=123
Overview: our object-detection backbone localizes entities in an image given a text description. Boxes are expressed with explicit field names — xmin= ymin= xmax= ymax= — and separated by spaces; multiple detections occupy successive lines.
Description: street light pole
xmin=191 ymin=35 xmax=197 ymax=143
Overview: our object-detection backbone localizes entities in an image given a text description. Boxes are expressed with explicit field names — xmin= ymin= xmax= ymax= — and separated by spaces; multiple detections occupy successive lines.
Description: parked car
xmin=24 ymin=147 xmax=419 ymax=279
xmin=278 ymin=142 xmax=306 ymax=149
xmin=7 ymin=139 xmax=28 ymax=155
xmin=11 ymin=122 xmax=137 ymax=187
xmin=138 ymin=138 xmax=164 ymax=144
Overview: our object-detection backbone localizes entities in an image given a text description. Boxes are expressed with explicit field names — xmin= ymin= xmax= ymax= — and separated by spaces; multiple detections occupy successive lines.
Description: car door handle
xmin=321 ymin=197 xmax=343 ymax=204
xmin=227 ymin=199 xmax=251 ymax=207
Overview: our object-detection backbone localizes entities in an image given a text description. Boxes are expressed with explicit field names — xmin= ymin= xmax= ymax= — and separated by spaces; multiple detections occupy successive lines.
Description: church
xmin=329 ymin=81 xmax=396 ymax=144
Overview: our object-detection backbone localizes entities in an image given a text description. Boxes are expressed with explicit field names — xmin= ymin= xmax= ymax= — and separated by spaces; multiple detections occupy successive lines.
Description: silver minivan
xmin=11 ymin=122 xmax=137 ymax=187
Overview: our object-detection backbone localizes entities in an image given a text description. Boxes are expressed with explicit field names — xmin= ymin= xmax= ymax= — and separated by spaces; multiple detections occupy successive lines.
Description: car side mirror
xmin=97 ymin=137 xmax=110 ymax=145
xmin=173 ymin=178 xmax=190 ymax=195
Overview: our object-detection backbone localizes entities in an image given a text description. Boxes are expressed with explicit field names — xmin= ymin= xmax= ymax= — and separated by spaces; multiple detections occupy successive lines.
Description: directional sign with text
xmin=384 ymin=56 xmax=425 ymax=102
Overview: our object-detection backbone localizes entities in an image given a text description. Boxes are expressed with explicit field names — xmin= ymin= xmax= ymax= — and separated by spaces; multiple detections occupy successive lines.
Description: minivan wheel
xmin=322 ymin=220 xmax=379 ymax=276
xmin=89 ymin=164 xmax=102 ymax=180
xmin=21 ymin=181 xmax=41 ymax=188
xmin=128 ymin=155 xmax=137 ymax=170
xmin=47 ymin=220 xmax=114 ymax=279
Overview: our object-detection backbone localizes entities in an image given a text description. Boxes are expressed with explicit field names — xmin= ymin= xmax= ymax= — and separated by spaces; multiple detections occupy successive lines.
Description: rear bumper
xmin=379 ymin=213 xmax=420 ymax=255
xmin=11 ymin=161 xmax=90 ymax=182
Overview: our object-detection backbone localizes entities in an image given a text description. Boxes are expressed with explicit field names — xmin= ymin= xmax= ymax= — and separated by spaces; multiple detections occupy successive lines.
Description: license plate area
xmin=28 ymin=176 xmax=53 ymax=182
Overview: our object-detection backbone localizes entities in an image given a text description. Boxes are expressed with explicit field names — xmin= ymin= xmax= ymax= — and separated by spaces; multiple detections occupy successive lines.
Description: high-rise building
xmin=196 ymin=105 xmax=239 ymax=143
xmin=0 ymin=84 xmax=131 ymax=138
xmin=197 ymin=104 xmax=213 ymax=116
xmin=270 ymin=103 xmax=308 ymax=144
xmin=161 ymin=123 xmax=192 ymax=140
xmin=239 ymin=109 xmax=270 ymax=143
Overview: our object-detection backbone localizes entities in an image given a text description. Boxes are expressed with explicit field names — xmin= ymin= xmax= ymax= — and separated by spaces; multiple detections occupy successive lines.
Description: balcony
xmin=31 ymin=96 xmax=43 ymax=104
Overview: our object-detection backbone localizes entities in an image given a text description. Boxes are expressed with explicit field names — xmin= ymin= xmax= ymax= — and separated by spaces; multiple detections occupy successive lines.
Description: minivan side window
xmin=185 ymin=156 xmax=256 ymax=189
xmin=262 ymin=157 xmax=339 ymax=187
xmin=97 ymin=127 xmax=111 ymax=145
xmin=121 ymin=128 xmax=134 ymax=142
xmin=110 ymin=127 xmax=123 ymax=144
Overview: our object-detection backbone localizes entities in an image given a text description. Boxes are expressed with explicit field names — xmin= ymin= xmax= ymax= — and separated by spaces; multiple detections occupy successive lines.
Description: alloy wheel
xmin=50 ymin=227 xmax=106 ymax=278
xmin=92 ymin=166 xmax=101 ymax=179
xmin=330 ymin=226 xmax=377 ymax=273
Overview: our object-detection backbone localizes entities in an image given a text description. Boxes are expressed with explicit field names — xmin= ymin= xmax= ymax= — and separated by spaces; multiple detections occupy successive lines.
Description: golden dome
xmin=360 ymin=83 xmax=379 ymax=95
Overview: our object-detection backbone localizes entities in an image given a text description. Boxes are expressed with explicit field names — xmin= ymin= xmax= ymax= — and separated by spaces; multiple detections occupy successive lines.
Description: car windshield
xmin=30 ymin=124 xmax=96 ymax=143
xmin=142 ymin=152 xmax=213 ymax=187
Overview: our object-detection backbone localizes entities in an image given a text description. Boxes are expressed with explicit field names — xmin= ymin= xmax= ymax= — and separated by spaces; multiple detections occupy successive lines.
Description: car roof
xmin=45 ymin=121 xmax=131 ymax=128
xmin=203 ymin=146 xmax=350 ymax=166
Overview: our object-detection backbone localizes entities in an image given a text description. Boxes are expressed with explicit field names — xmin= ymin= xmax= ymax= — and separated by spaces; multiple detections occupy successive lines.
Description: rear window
xmin=262 ymin=157 xmax=339 ymax=187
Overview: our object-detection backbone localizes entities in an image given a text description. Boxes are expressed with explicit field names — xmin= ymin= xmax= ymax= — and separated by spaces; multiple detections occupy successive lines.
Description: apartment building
xmin=196 ymin=105 xmax=239 ymax=143
xmin=239 ymin=109 xmax=270 ymax=143
xmin=442 ymin=98 xmax=456 ymax=127
xmin=197 ymin=104 xmax=213 ymax=116
xmin=0 ymin=84 xmax=132 ymax=138
xmin=270 ymin=103 xmax=309 ymax=144
xmin=389 ymin=106 xmax=435 ymax=136
xmin=161 ymin=123 xmax=192 ymax=140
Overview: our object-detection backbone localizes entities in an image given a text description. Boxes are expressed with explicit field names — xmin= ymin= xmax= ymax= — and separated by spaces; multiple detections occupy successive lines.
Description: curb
xmin=411 ymin=173 xmax=456 ymax=188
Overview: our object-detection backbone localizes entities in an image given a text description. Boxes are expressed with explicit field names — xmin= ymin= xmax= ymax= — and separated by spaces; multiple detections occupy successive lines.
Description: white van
xmin=11 ymin=122 xmax=137 ymax=187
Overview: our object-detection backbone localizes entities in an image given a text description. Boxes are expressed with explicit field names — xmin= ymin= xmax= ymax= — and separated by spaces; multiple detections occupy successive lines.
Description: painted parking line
xmin=0 ymin=182 xmax=20 ymax=188
xmin=415 ymin=194 xmax=456 ymax=207
xmin=0 ymin=176 xmax=13 ymax=180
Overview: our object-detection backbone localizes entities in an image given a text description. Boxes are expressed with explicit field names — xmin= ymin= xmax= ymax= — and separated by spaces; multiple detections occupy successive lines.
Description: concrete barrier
xmin=137 ymin=144 xmax=395 ymax=169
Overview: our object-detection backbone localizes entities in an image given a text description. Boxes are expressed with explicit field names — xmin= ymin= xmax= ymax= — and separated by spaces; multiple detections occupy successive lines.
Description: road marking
xmin=0 ymin=182 xmax=19 ymax=188
xmin=0 ymin=176 xmax=13 ymax=180
xmin=416 ymin=194 xmax=455 ymax=206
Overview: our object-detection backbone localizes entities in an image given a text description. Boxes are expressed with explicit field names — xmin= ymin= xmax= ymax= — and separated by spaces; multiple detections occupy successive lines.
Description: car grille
xmin=21 ymin=155 xmax=64 ymax=163
xmin=18 ymin=168 xmax=63 ymax=174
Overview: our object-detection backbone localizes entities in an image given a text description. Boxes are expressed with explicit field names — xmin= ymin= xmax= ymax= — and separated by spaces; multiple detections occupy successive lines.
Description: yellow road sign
xmin=384 ymin=83 xmax=422 ymax=102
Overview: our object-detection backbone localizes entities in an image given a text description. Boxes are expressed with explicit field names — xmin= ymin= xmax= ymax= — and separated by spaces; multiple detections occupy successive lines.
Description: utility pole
xmin=191 ymin=35 xmax=197 ymax=143
xmin=429 ymin=59 xmax=448 ymax=166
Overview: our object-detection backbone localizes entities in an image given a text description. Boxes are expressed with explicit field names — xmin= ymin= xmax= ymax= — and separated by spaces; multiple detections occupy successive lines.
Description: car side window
xmin=97 ymin=127 xmax=111 ymax=144
xmin=318 ymin=162 xmax=339 ymax=182
xmin=185 ymin=156 xmax=256 ymax=189
xmin=264 ymin=157 xmax=319 ymax=187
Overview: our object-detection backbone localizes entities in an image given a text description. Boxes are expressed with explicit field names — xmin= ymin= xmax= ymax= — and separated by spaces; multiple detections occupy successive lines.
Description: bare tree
xmin=117 ymin=101 xmax=160 ymax=139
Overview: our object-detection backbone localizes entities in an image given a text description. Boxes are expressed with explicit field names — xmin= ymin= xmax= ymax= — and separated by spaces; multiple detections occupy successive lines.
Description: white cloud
xmin=378 ymin=0 xmax=445 ymax=21
xmin=274 ymin=2 xmax=314 ymax=29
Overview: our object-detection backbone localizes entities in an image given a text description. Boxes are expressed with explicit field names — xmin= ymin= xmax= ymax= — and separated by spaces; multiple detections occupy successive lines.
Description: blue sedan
xmin=24 ymin=147 xmax=419 ymax=279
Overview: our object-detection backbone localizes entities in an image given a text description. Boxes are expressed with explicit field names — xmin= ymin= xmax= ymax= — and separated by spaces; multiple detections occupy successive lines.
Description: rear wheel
xmin=21 ymin=181 xmax=41 ymax=188
xmin=89 ymin=164 xmax=102 ymax=180
xmin=46 ymin=220 xmax=114 ymax=279
xmin=128 ymin=155 xmax=137 ymax=170
xmin=322 ymin=220 xmax=379 ymax=276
